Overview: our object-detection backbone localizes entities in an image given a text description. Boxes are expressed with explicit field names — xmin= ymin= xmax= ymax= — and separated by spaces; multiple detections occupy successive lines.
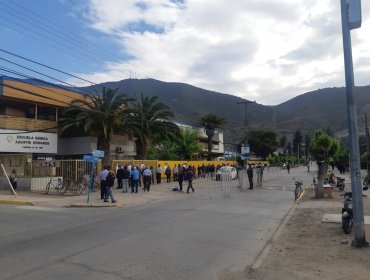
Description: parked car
xmin=216 ymin=166 xmax=237 ymax=181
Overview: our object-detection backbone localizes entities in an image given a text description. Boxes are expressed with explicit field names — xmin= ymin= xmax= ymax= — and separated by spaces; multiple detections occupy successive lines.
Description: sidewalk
xmin=0 ymin=182 xmax=187 ymax=208
xmin=248 ymin=180 xmax=370 ymax=280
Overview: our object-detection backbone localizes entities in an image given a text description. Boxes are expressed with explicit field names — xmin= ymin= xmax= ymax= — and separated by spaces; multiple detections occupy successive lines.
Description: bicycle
xmin=45 ymin=177 xmax=68 ymax=194
xmin=293 ymin=178 xmax=303 ymax=201
xmin=60 ymin=179 xmax=80 ymax=196
xmin=77 ymin=175 xmax=100 ymax=195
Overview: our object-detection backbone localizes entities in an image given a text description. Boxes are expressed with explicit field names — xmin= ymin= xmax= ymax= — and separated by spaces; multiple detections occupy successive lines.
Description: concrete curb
xmin=249 ymin=184 xmax=311 ymax=272
xmin=67 ymin=204 xmax=119 ymax=208
xmin=249 ymin=203 xmax=297 ymax=272
xmin=0 ymin=200 xmax=36 ymax=206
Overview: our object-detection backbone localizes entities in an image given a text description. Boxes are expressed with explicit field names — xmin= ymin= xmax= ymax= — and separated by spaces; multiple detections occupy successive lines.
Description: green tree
xmin=310 ymin=130 xmax=340 ymax=198
xmin=198 ymin=113 xmax=226 ymax=160
xmin=126 ymin=94 xmax=179 ymax=159
xmin=148 ymin=129 xmax=202 ymax=160
xmin=248 ymin=130 xmax=278 ymax=160
xmin=173 ymin=129 xmax=203 ymax=160
xmin=60 ymin=88 xmax=132 ymax=165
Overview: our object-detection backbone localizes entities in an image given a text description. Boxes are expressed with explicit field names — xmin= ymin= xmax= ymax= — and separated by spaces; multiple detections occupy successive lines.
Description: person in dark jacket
xmin=186 ymin=166 xmax=195 ymax=193
xmin=177 ymin=167 xmax=185 ymax=192
xmin=247 ymin=165 xmax=254 ymax=190
xmin=121 ymin=165 xmax=130 ymax=193
xmin=165 ymin=167 xmax=171 ymax=183
xmin=116 ymin=165 xmax=124 ymax=189
xmin=104 ymin=167 xmax=117 ymax=203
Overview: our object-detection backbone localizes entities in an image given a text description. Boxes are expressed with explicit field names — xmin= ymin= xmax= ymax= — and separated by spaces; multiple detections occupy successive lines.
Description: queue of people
xmin=97 ymin=162 xmax=249 ymax=203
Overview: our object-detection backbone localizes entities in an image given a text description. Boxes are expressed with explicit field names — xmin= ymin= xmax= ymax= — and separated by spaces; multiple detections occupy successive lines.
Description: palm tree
xmin=60 ymin=88 xmax=132 ymax=165
xmin=173 ymin=129 xmax=203 ymax=160
xmin=126 ymin=94 xmax=179 ymax=159
xmin=199 ymin=113 xmax=226 ymax=160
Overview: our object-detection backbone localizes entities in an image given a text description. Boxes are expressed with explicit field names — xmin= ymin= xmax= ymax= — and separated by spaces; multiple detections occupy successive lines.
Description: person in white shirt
xmin=99 ymin=166 xmax=109 ymax=200
xmin=156 ymin=164 xmax=162 ymax=184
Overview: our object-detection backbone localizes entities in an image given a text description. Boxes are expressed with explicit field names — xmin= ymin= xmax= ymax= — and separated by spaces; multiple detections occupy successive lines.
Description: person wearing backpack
xmin=104 ymin=166 xmax=117 ymax=203
xmin=165 ymin=167 xmax=171 ymax=183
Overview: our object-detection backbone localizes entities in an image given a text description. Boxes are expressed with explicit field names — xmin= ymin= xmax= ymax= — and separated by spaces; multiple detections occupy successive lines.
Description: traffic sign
xmin=83 ymin=155 xmax=99 ymax=163
xmin=349 ymin=0 xmax=361 ymax=29
xmin=92 ymin=149 xmax=104 ymax=158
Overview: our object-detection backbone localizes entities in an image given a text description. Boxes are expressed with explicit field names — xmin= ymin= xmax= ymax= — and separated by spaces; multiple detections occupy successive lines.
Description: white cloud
xmin=73 ymin=0 xmax=370 ymax=105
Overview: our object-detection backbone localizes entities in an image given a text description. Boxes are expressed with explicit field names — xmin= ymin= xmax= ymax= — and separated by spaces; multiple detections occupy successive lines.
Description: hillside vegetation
xmin=83 ymin=79 xmax=370 ymax=142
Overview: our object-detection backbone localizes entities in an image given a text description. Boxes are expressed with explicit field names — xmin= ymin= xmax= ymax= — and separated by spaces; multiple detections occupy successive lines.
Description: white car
xmin=216 ymin=166 xmax=237 ymax=180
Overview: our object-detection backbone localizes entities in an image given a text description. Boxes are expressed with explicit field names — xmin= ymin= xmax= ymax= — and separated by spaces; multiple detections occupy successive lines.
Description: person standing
xmin=177 ymin=167 xmax=184 ymax=192
xmin=173 ymin=165 xmax=179 ymax=182
xmin=150 ymin=165 xmax=155 ymax=184
xmin=10 ymin=169 xmax=18 ymax=190
xmin=156 ymin=164 xmax=162 ymax=184
xmin=131 ymin=167 xmax=140 ymax=193
xmin=186 ymin=166 xmax=195 ymax=193
xmin=121 ymin=165 xmax=130 ymax=193
xmin=143 ymin=166 xmax=152 ymax=191
xmin=104 ymin=167 xmax=117 ymax=203
xmin=116 ymin=165 xmax=124 ymax=189
xmin=247 ymin=165 xmax=254 ymax=190
xmin=287 ymin=162 xmax=291 ymax=174
xmin=256 ymin=163 xmax=264 ymax=187
xmin=100 ymin=166 xmax=109 ymax=199
xmin=165 ymin=166 xmax=171 ymax=183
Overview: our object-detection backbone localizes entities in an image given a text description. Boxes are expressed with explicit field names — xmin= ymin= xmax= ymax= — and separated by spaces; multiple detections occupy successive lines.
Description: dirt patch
xmin=247 ymin=188 xmax=370 ymax=280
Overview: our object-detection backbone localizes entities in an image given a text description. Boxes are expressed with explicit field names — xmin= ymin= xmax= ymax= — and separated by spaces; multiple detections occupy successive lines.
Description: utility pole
xmin=237 ymin=100 xmax=255 ymax=143
xmin=237 ymin=100 xmax=255 ymax=167
xmin=340 ymin=0 xmax=367 ymax=247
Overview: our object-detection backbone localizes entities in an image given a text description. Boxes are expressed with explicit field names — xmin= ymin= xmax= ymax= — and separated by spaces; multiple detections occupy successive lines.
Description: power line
xmin=0 ymin=5 xmax=123 ymax=66
xmin=0 ymin=48 xmax=106 ymax=88
xmin=0 ymin=57 xmax=91 ymax=95
xmin=0 ymin=13 xmax=105 ymax=65
xmin=1 ymin=2 xmax=146 ymax=80
xmin=5 ymin=0 xmax=124 ymax=62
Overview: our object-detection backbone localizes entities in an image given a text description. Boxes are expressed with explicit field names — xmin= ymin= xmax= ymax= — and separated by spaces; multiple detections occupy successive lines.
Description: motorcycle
xmin=340 ymin=185 xmax=368 ymax=234
xmin=336 ymin=177 xmax=345 ymax=191
xmin=363 ymin=171 xmax=370 ymax=188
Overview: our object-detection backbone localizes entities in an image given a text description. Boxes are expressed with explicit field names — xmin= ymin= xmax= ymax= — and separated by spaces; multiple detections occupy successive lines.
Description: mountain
xmin=82 ymin=79 xmax=370 ymax=143
xmin=274 ymin=86 xmax=370 ymax=138
xmin=83 ymin=79 xmax=275 ymax=142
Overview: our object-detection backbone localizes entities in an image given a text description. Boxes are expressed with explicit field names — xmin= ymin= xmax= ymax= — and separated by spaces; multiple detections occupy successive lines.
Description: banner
xmin=0 ymin=129 xmax=57 ymax=153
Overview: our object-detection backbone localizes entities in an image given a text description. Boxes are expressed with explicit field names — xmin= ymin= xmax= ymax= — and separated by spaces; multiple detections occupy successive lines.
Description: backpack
xmin=106 ymin=172 xmax=115 ymax=186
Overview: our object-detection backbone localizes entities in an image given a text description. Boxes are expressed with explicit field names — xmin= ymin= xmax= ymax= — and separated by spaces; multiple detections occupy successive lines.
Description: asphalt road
xmin=0 ymin=166 xmax=314 ymax=280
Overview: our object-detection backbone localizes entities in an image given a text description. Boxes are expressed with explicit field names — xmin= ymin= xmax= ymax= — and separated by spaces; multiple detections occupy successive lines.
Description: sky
xmin=1 ymin=0 xmax=370 ymax=105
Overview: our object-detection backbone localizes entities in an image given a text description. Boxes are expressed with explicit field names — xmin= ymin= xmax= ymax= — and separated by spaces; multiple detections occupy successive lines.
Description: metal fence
xmin=29 ymin=160 xmax=101 ymax=192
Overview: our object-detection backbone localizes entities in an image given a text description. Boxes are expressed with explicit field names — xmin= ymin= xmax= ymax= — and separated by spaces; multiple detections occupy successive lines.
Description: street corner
xmin=0 ymin=199 xmax=36 ymax=206
xmin=67 ymin=203 xmax=121 ymax=208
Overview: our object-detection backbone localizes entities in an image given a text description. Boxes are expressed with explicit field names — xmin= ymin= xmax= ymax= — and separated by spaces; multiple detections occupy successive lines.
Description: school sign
xmin=0 ymin=129 xmax=58 ymax=153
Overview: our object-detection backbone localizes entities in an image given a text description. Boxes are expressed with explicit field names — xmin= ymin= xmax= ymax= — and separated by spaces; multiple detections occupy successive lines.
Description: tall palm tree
xmin=60 ymin=88 xmax=132 ymax=165
xmin=126 ymin=94 xmax=179 ymax=159
xmin=173 ymin=129 xmax=203 ymax=160
xmin=198 ymin=113 xmax=226 ymax=160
